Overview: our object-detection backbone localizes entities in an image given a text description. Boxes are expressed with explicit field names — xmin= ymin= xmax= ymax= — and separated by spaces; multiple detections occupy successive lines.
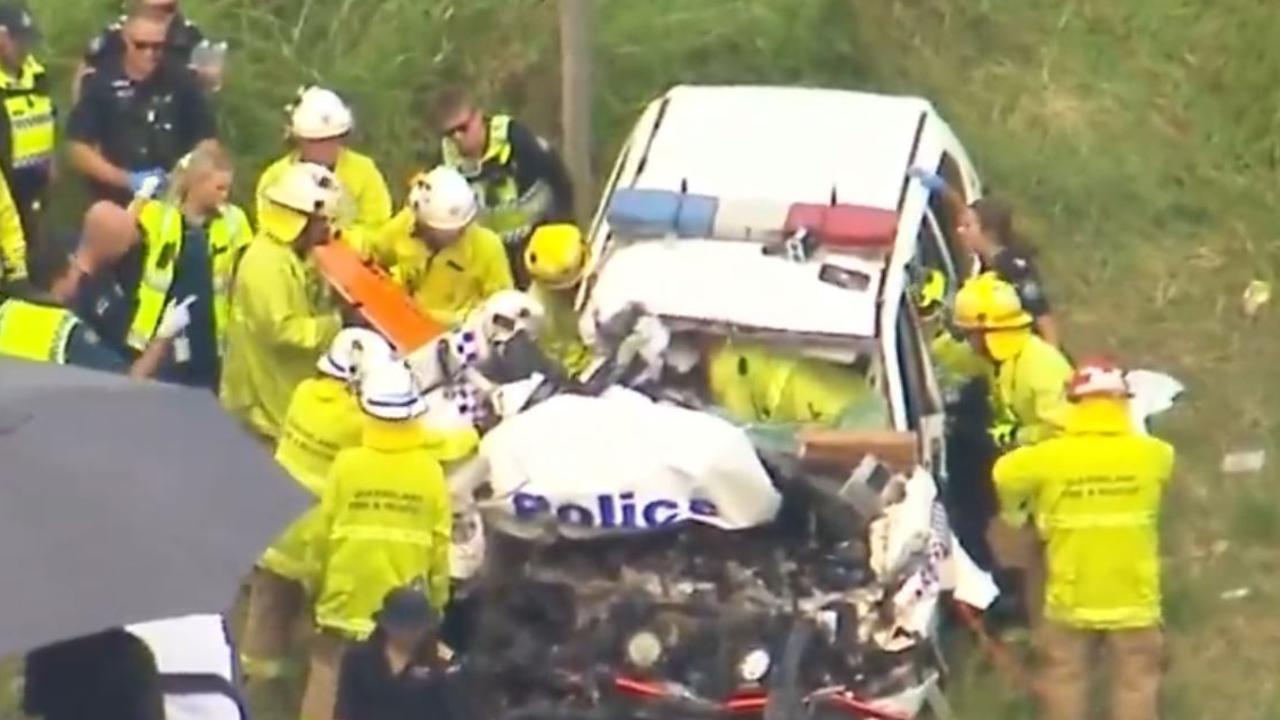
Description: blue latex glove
xmin=907 ymin=166 xmax=948 ymax=194
xmin=127 ymin=169 xmax=167 ymax=198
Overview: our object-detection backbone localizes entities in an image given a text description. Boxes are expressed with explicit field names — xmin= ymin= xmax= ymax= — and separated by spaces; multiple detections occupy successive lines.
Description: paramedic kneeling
xmin=993 ymin=359 xmax=1173 ymax=720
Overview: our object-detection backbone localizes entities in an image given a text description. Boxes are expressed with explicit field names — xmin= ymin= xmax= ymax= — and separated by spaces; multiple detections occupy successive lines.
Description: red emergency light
xmin=784 ymin=203 xmax=899 ymax=251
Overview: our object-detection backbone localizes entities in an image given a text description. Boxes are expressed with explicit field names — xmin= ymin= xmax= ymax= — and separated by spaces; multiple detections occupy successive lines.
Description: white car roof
xmin=632 ymin=85 xmax=936 ymax=210
xmin=590 ymin=238 xmax=884 ymax=342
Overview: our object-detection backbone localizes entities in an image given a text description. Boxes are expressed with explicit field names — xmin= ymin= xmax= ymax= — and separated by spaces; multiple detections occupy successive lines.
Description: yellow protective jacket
xmin=993 ymin=333 xmax=1073 ymax=445
xmin=708 ymin=342 xmax=881 ymax=426
xmin=365 ymin=208 xmax=513 ymax=326
xmin=128 ymin=200 xmax=252 ymax=352
xmin=261 ymin=376 xmax=363 ymax=583
xmin=928 ymin=330 xmax=991 ymax=392
xmin=0 ymin=170 xmax=26 ymax=282
xmin=0 ymin=297 xmax=78 ymax=362
xmin=256 ymin=148 xmax=392 ymax=235
xmin=313 ymin=419 xmax=452 ymax=639
xmin=531 ymin=284 xmax=593 ymax=376
xmin=0 ymin=55 xmax=54 ymax=175
xmin=218 ymin=228 xmax=340 ymax=439
xmin=993 ymin=400 xmax=1174 ymax=629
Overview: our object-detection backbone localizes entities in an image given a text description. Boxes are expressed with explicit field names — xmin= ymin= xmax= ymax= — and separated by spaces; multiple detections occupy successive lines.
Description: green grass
xmin=17 ymin=0 xmax=1280 ymax=718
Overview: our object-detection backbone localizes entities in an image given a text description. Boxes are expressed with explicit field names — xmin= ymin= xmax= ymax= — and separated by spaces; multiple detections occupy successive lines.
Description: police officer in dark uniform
xmin=75 ymin=0 xmax=207 ymax=100
xmin=66 ymin=12 xmax=216 ymax=207
xmin=67 ymin=201 xmax=146 ymax=352
xmin=433 ymin=86 xmax=575 ymax=289
xmin=909 ymin=167 xmax=1060 ymax=345
xmin=0 ymin=3 xmax=54 ymax=243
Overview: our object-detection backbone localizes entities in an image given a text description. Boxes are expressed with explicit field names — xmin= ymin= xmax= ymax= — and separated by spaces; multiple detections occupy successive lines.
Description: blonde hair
xmin=166 ymin=141 xmax=233 ymax=205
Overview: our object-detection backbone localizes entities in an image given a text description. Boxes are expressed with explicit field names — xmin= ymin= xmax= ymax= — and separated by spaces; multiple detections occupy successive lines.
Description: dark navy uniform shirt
xmin=72 ymin=266 xmax=134 ymax=354
xmin=989 ymin=247 xmax=1051 ymax=319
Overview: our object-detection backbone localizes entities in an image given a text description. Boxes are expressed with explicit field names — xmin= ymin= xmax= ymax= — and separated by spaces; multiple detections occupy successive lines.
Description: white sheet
xmin=127 ymin=614 xmax=243 ymax=720
xmin=479 ymin=387 xmax=782 ymax=538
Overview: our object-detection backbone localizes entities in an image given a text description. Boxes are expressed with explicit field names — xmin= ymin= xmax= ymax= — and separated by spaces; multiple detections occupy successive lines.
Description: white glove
xmin=156 ymin=295 xmax=197 ymax=340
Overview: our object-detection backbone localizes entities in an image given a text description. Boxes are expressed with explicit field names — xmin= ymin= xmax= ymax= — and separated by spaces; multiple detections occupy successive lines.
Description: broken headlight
xmin=737 ymin=647 xmax=772 ymax=684
xmin=625 ymin=630 xmax=664 ymax=670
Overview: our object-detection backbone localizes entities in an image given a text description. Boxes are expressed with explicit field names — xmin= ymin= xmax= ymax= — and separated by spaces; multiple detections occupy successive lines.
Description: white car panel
xmin=590 ymin=238 xmax=884 ymax=339
xmin=634 ymin=85 xmax=930 ymax=210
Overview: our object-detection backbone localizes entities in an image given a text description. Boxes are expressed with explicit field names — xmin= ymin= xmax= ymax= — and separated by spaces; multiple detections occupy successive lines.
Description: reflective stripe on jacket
xmin=261 ymin=377 xmax=364 ymax=584
xmin=0 ymin=56 xmax=54 ymax=170
xmin=313 ymin=419 xmax=452 ymax=639
xmin=993 ymin=400 xmax=1174 ymax=629
xmin=0 ymin=298 xmax=79 ymax=363
xmin=128 ymin=200 xmax=251 ymax=352
xmin=274 ymin=377 xmax=363 ymax=496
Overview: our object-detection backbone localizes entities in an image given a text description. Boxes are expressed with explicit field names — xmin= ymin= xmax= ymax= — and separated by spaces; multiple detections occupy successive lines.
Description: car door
xmin=894 ymin=297 xmax=947 ymax=480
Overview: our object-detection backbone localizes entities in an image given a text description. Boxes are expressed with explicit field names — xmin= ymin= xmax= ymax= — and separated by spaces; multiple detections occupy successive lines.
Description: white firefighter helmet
xmin=289 ymin=86 xmax=354 ymax=141
xmin=474 ymin=290 xmax=546 ymax=347
xmin=359 ymin=358 xmax=429 ymax=421
xmin=408 ymin=166 xmax=478 ymax=231
xmin=317 ymin=328 xmax=394 ymax=382
xmin=260 ymin=161 xmax=344 ymax=240
xmin=263 ymin=161 xmax=342 ymax=217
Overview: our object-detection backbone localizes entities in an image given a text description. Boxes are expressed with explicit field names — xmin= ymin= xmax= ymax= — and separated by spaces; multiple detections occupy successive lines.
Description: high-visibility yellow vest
xmin=441 ymin=114 xmax=529 ymax=234
xmin=0 ymin=298 xmax=79 ymax=363
xmin=0 ymin=56 xmax=54 ymax=171
xmin=128 ymin=200 xmax=251 ymax=353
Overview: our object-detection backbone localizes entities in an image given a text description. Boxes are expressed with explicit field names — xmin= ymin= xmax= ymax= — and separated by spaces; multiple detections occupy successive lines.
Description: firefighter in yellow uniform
xmin=951 ymin=271 xmax=1073 ymax=448
xmin=299 ymin=357 xmax=452 ymax=720
xmin=364 ymin=165 xmax=512 ymax=327
xmin=949 ymin=271 xmax=1073 ymax=624
xmin=256 ymin=87 xmax=391 ymax=239
xmin=994 ymin=360 xmax=1173 ymax=720
xmin=220 ymin=162 xmax=343 ymax=440
xmin=0 ymin=5 xmax=53 ymax=244
xmin=128 ymin=144 xmax=252 ymax=391
xmin=706 ymin=340 xmax=883 ymax=427
xmin=239 ymin=328 xmax=393 ymax=682
xmin=522 ymin=223 xmax=595 ymax=377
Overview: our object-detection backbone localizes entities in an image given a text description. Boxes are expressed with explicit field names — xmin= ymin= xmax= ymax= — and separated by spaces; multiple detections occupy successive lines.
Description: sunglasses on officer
xmin=128 ymin=38 xmax=167 ymax=53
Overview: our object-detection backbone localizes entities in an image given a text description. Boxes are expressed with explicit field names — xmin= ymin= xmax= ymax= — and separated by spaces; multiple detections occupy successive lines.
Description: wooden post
xmin=558 ymin=0 xmax=594 ymax=227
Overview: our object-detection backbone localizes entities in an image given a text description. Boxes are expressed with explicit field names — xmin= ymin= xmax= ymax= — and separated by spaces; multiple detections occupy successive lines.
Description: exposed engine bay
xmin=460 ymin=459 xmax=958 ymax=720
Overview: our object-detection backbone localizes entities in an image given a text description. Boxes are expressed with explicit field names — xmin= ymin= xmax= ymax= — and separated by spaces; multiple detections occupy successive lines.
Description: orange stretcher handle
xmin=311 ymin=241 xmax=445 ymax=353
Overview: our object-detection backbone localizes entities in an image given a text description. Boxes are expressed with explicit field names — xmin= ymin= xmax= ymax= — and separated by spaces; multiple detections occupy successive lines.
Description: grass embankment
xmin=16 ymin=1 xmax=1280 ymax=718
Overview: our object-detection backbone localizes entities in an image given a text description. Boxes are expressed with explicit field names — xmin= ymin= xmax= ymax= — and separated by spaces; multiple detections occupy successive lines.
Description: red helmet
xmin=1066 ymin=359 xmax=1130 ymax=401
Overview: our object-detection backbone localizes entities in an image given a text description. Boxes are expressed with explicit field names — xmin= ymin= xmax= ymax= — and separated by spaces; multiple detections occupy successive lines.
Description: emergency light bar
xmin=606 ymin=187 xmax=898 ymax=251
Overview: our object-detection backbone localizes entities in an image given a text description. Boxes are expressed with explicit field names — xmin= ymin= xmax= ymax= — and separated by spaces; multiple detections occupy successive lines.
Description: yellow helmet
xmin=525 ymin=223 xmax=587 ymax=289
xmin=952 ymin=271 xmax=1033 ymax=331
